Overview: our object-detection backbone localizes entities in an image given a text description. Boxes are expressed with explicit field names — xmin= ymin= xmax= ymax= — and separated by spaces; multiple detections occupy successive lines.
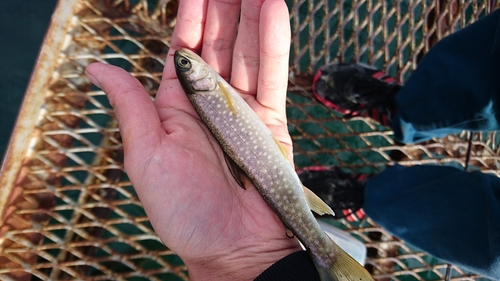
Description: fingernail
xmin=85 ymin=69 xmax=101 ymax=88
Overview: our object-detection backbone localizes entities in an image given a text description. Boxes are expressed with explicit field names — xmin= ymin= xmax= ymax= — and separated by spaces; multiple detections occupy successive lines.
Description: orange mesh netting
xmin=0 ymin=0 xmax=498 ymax=280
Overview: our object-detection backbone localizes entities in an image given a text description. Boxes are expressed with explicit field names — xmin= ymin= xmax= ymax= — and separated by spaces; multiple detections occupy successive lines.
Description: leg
xmin=364 ymin=164 xmax=500 ymax=279
xmin=393 ymin=9 xmax=500 ymax=143
xmin=313 ymin=10 xmax=500 ymax=143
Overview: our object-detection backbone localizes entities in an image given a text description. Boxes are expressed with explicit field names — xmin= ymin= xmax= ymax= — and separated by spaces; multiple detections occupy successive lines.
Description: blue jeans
xmin=364 ymin=10 xmax=500 ymax=280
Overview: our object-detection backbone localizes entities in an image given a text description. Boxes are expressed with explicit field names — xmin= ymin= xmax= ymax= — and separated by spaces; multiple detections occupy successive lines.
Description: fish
xmin=174 ymin=48 xmax=374 ymax=281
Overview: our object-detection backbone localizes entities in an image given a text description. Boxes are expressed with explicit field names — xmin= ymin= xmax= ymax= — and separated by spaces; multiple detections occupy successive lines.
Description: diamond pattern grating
xmin=0 ymin=0 xmax=499 ymax=280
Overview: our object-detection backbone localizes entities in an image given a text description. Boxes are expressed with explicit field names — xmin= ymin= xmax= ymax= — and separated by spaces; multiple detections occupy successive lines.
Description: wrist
xmin=184 ymin=237 xmax=302 ymax=281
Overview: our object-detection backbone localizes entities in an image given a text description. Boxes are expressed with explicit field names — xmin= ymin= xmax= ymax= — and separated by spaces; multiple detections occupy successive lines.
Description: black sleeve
xmin=254 ymin=251 xmax=321 ymax=281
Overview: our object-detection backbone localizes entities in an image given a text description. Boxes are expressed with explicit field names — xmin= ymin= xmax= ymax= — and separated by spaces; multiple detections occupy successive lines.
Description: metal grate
xmin=1 ymin=0 xmax=498 ymax=280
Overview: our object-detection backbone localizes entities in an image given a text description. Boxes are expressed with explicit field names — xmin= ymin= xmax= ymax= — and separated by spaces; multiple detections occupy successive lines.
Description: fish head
xmin=174 ymin=48 xmax=217 ymax=95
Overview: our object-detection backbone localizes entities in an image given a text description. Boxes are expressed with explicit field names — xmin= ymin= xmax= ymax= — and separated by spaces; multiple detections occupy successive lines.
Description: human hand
xmin=85 ymin=0 xmax=298 ymax=280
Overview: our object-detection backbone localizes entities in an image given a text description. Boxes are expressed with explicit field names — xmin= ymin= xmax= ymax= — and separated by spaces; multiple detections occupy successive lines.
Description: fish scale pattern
xmin=0 ymin=0 xmax=499 ymax=280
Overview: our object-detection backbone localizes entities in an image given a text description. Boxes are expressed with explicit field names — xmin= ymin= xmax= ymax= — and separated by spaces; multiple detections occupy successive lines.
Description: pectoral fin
xmin=218 ymin=82 xmax=238 ymax=116
xmin=303 ymin=185 xmax=335 ymax=216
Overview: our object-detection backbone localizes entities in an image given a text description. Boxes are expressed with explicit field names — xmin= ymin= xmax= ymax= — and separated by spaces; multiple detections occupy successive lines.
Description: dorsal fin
xmin=272 ymin=137 xmax=333 ymax=215
xmin=302 ymin=185 xmax=335 ymax=216
xmin=218 ymin=81 xmax=238 ymax=116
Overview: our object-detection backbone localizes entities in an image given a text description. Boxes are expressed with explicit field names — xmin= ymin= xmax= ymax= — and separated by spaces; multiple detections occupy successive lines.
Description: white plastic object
xmin=318 ymin=220 xmax=367 ymax=266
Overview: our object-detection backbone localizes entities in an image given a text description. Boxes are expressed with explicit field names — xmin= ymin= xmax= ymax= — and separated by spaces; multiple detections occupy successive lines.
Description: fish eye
xmin=177 ymin=57 xmax=191 ymax=70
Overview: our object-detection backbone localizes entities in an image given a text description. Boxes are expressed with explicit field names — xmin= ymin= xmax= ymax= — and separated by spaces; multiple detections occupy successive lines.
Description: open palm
xmin=85 ymin=0 xmax=300 ymax=279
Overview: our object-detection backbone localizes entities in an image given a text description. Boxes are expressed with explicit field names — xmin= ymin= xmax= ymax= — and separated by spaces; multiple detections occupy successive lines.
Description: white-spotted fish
xmin=174 ymin=48 xmax=373 ymax=281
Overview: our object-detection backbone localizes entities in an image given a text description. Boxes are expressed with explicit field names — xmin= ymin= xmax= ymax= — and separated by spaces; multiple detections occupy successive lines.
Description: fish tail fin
xmin=315 ymin=247 xmax=374 ymax=281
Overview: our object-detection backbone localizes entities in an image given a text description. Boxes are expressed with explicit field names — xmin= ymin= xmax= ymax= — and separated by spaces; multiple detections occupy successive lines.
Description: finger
xmin=230 ymin=0 xmax=265 ymax=94
xmin=85 ymin=63 xmax=163 ymax=151
xmin=201 ymin=0 xmax=241 ymax=79
xmin=163 ymin=0 xmax=209 ymax=81
xmin=257 ymin=0 xmax=291 ymax=118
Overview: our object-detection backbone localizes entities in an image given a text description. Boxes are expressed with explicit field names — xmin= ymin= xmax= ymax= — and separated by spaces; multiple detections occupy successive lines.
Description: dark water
xmin=0 ymin=0 xmax=58 ymax=161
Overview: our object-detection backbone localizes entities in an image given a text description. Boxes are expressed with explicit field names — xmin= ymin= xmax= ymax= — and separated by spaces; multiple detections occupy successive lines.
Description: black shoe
xmin=298 ymin=166 xmax=368 ymax=222
xmin=312 ymin=62 xmax=401 ymax=127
